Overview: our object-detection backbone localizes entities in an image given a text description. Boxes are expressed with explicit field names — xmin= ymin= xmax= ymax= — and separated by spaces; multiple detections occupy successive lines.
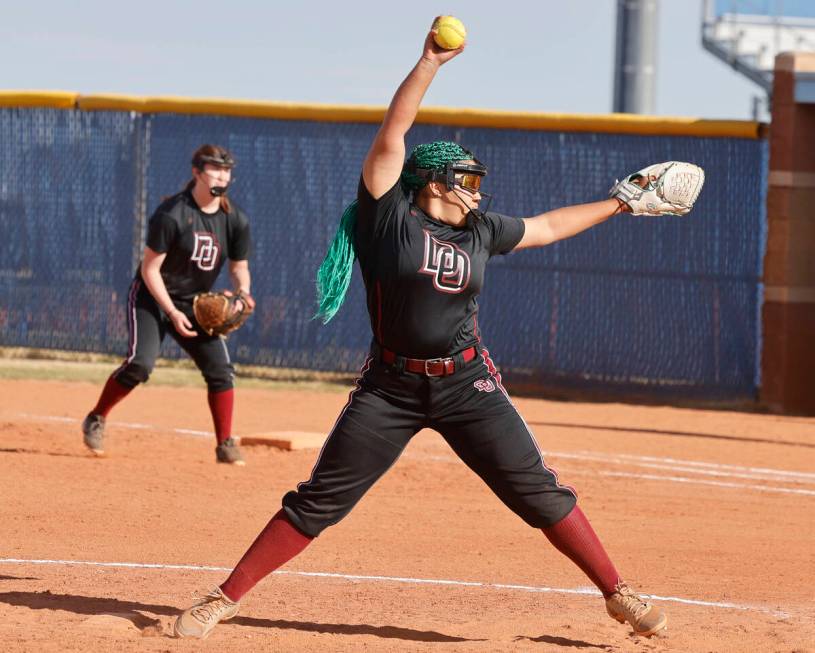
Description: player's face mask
xmin=200 ymin=167 xmax=233 ymax=197
xmin=193 ymin=153 xmax=236 ymax=197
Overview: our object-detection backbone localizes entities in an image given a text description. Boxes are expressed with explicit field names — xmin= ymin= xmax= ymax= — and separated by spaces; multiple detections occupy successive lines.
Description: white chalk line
xmin=0 ymin=557 xmax=791 ymax=618
xmin=404 ymin=449 xmax=815 ymax=484
xmin=12 ymin=412 xmax=815 ymax=479
xmin=4 ymin=414 xmax=812 ymax=502
xmin=588 ymin=451 xmax=815 ymax=480
xmin=409 ymin=454 xmax=815 ymax=496
xmin=406 ymin=453 xmax=815 ymax=496
xmin=13 ymin=412 xmax=213 ymax=438
xmin=595 ymin=471 xmax=815 ymax=496
xmin=8 ymin=412 xmax=815 ymax=496
xmin=542 ymin=450 xmax=815 ymax=483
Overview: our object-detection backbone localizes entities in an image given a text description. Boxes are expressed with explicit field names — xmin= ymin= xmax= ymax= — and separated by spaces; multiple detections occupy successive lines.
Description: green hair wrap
xmin=314 ymin=141 xmax=473 ymax=324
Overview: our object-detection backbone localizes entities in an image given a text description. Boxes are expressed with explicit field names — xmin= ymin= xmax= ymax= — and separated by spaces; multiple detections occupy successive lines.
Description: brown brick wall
xmin=761 ymin=52 xmax=815 ymax=414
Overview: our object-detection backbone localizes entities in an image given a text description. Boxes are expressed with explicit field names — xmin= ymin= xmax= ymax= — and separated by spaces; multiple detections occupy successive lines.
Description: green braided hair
xmin=315 ymin=200 xmax=358 ymax=324
xmin=314 ymin=141 xmax=474 ymax=324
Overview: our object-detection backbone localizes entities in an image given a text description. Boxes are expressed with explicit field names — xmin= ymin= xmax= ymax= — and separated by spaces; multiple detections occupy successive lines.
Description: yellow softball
xmin=433 ymin=16 xmax=466 ymax=50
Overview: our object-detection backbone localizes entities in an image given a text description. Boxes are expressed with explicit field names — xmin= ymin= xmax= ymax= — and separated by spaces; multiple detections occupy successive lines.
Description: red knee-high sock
xmin=220 ymin=510 xmax=313 ymax=601
xmin=542 ymin=505 xmax=621 ymax=598
xmin=92 ymin=375 xmax=134 ymax=417
xmin=207 ymin=388 xmax=234 ymax=445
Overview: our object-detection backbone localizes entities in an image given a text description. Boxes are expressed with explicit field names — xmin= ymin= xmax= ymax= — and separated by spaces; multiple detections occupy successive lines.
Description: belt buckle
xmin=424 ymin=357 xmax=446 ymax=376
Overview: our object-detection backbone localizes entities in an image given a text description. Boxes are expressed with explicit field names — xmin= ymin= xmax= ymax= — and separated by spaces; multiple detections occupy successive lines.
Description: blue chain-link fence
xmin=0 ymin=107 xmax=768 ymax=400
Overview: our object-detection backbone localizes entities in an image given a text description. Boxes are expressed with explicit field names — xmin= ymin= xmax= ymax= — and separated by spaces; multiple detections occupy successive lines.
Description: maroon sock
xmin=92 ymin=375 xmax=134 ymax=417
xmin=542 ymin=505 xmax=621 ymax=598
xmin=207 ymin=388 xmax=234 ymax=445
xmin=220 ymin=510 xmax=313 ymax=601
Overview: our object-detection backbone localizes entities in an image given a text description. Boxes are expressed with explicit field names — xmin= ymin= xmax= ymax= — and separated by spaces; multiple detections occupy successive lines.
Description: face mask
xmin=412 ymin=160 xmax=493 ymax=219
xmin=199 ymin=168 xmax=233 ymax=197
xmin=192 ymin=152 xmax=236 ymax=197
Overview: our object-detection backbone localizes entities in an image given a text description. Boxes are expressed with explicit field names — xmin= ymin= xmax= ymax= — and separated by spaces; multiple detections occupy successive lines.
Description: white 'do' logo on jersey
xmin=419 ymin=230 xmax=471 ymax=293
xmin=191 ymin=232 xmax=220 ymax=271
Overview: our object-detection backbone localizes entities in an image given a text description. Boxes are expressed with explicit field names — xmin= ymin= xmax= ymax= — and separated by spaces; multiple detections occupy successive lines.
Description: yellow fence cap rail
xmin=415 ymin=106 xmax=764 ymax=140
xmin=77 ymin=94 xmax=148 ymax=111
xmin=78 ymin=94 xmax=386 ymax=122
xmin=0 ymin=91 xmax=78 ymax=109
xmin=77 ymin=94 xmax=762 ymax=139
xmin=5 ymin=91 xmax=764 ymax=139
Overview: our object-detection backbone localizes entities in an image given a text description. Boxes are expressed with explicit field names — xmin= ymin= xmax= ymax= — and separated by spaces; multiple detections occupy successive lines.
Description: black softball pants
xmin=283 ymin=346 xmax=577 ymax=537
xmin=113 ymin=279 xmax=234 ymax=392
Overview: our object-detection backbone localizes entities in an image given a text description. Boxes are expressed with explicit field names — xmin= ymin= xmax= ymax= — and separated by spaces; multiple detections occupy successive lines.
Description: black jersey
xmin=355 ymin=178 xmax=525 ymax=358
xmin=138 ymin=190 xmax=251 ymax=303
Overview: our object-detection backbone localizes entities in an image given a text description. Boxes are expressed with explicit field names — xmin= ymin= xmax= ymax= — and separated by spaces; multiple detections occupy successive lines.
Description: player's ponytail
xmin=315 ymin=200 xmax=358 ymax=324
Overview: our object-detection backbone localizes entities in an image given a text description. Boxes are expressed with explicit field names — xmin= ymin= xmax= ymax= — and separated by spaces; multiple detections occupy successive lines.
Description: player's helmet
xmin=404 ymin=143 xmax=492 ymax=218
xmin=191 ymin=145 xmax=236 ymax=170
xmin=400 ymin=141 xmax=492 ymax=217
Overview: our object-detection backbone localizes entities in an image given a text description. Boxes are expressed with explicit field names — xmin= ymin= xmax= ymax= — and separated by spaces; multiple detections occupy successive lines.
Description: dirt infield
xmin=0 ymin=373 xmax=813 ymax=652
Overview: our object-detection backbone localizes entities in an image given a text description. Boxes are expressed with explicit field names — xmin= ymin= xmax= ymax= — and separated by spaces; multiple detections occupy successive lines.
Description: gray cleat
xmin=215 ymin=437 xmax=246 ymax=465
xmin=82 ymin=413 xmax=106 ymax=456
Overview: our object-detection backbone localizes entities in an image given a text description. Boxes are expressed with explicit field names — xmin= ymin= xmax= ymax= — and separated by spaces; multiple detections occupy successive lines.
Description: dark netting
xmin=0 ymin=108 xmax=141 ymax=354
xmin=0 ymin=109 xmax=767 ymax=401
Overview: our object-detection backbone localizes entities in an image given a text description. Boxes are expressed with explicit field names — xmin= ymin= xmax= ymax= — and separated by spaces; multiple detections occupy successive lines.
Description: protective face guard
xmin=192 ymin=152 xmax=236 ymax=197
xmin=409 ymin=159 xmax=493 ymax=219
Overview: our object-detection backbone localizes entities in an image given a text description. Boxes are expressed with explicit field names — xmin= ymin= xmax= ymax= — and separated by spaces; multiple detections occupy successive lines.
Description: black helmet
xmin=191 ymin=146 xmax=236 ymax=170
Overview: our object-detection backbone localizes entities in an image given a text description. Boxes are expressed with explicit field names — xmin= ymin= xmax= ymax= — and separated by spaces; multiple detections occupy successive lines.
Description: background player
xmin=81 ymin=144 xmax=255 ymax=465
xmin=173 ymin=23 xmax=669 ymax=637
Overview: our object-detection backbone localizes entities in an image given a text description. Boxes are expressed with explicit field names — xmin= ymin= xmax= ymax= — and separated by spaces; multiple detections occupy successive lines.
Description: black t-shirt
xmin=138 ymin=190 xmax=251 ymax=303
xmin=355 ymin=178 xmax=525 ymax=358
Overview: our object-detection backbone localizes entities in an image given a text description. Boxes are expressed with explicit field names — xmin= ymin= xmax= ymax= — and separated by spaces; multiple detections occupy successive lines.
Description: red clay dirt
xmin=0 ymin=378 xmax=813 ymax=652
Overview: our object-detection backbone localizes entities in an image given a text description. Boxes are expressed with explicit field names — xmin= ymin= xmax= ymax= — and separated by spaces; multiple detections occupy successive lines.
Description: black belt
xmin=379 ymin=346 xmax=477 ymax=377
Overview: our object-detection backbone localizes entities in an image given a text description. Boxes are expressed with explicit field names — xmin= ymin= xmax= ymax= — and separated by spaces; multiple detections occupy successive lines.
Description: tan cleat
xmin=605 ymin=582 xmax=667 ymax=637
xmin=174 ymin=587 xmax=240 ymax=639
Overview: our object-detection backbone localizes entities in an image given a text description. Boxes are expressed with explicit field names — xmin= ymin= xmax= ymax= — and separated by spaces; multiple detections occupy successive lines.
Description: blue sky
xmin=1 ymin=1 xmax=769 ymax=120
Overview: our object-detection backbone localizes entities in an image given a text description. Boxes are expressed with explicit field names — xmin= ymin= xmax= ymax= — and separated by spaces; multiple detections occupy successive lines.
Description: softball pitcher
xmin=174 ymin=21 xmax=703 ymax=638
xmin=81 ymin=144 xmax=254 ymax=465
